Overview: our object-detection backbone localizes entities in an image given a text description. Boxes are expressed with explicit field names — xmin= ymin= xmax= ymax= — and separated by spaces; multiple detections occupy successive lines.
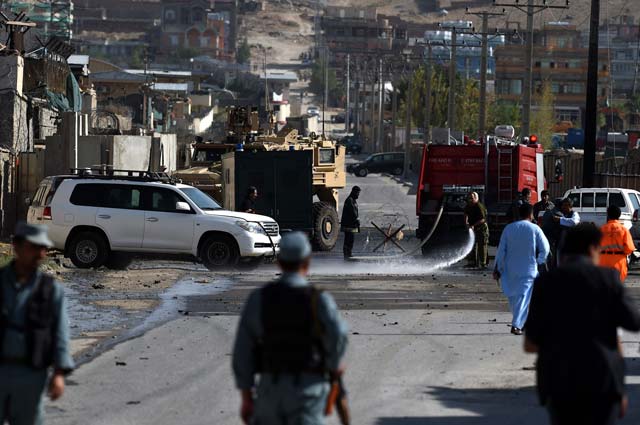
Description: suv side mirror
xmin=176 ymin=201 xmax=191 ymax=212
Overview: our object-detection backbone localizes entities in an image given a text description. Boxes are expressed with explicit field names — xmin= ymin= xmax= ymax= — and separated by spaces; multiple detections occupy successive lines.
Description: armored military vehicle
xmin=223 ymin=131 xmax=346 ymax=251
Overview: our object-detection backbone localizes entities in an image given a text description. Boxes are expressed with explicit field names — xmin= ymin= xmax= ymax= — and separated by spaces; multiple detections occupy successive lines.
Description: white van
xmin=562 ymin=187 xmax=640 ymax=245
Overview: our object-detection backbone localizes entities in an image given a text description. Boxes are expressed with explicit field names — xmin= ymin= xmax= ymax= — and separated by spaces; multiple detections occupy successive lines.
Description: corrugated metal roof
xmin=68 ymin=55 xmax=90 ymax=66
xmin=126 ymin=69 xmax=193 ymax=77
xmin=260 ymin=70 xmax=298 ymax=82
xmin=151 ymin=82 xmax=190 ymax=92
xmin=90 ymin=71 xmax=147 ymax=82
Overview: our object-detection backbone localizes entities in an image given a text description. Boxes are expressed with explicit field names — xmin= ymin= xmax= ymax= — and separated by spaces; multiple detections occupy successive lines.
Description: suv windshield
xmin=181 ymin=187 xmax=222 ymax=210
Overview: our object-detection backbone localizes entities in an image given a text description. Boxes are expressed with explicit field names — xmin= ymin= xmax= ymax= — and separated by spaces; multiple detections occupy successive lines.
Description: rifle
xmin=325 ymin=375 xmax=350 ymax=425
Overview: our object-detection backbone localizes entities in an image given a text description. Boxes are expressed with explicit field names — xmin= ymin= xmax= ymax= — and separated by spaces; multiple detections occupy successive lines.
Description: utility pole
xmin=354 ymin=57 xmax=360 ymax=136
xmin=466 ymin=8 xmax=506 ymax=142
xmin=424 ymin=43 xmax=432 ymax=145
xmin=345 ymin=53 xmax=350 ymax=132
xmin=448 ymin=27 xmax=457 ymax=132
xmin=369 ymin=57 xmax=377 ymax=151
xmin=361 ymin=59 xmax=368 ymax=138
xmin=391 ymin=71 xmax=398 ymax=152
xmin=404 ymin=60 xmax=413 ymax=179
xmin=523 ymin=0 xmax=534 ymax=138
xmin=494 ymin=0 xmax=570 ymax=138
xmin=583 ymin=0 xmax=600 ymax=187
xmin=377 ymin=57 xmax=384 ymax=152
xmin=323 ymin=47 xmax=328 ymax=137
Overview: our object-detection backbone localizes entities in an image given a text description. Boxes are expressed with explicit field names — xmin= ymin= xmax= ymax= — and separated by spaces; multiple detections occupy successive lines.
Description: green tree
xmin=487 ymin=97 xmax=521 ymax=135
xmin=236 ymin=39 xmax=251 ymax=64
xmin=310 ymin=59 xmax=342 ymax=106
xmin=129 ymin=46 xmax=146 ymax=69
xmin=530 ymin=81 xmax=555 ymax=149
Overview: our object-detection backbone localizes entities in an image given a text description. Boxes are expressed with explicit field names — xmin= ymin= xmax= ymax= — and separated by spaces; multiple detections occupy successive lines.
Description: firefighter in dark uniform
xmin=232 ymin=232 xmax=349 ymax=425
xmin=0 ymin=222 xmax=74 ymax=425
xmin=341 ymin=186 xmax=361 ymax=259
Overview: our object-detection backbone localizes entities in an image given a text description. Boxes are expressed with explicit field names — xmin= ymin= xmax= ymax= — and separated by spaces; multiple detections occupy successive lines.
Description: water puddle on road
xmin=126 ymin=276 xmax=234 ymax=338
xmin=309 ymin=230 xmax=475 ymax=276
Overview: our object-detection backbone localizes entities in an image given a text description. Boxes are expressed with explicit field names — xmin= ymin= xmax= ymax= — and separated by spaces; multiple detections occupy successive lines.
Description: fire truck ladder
xmin=497 ymin=148 xmax=514 ymax=203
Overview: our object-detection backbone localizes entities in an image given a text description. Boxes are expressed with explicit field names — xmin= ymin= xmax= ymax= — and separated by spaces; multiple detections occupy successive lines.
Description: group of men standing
xmin=487 ymin=188 xmax=639 ymax=424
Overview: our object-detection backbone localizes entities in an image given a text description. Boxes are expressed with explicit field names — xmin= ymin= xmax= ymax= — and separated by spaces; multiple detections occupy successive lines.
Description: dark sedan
xmin=348 ymin=152 xmax=404 ymax=177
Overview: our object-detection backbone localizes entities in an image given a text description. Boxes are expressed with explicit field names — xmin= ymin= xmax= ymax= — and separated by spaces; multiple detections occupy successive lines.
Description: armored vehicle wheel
xmin=200 ymin=235 xmax=239 ymax=270
xmin=68 ymin=231 xmax=109 ymax=269
xmin=357 ymin=168 xmax=368 ymax=177
xmin=312 ymin=202 xmax=339 ymax=251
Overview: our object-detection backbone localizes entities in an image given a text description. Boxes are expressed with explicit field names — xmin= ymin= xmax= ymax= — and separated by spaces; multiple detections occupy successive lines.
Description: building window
xmin=164 ymin=9 xmax=176 ymax=23
xmin=339 ymin=9 xmax=345 ymax=18
xmin=200 ymin=36 xmax=209 ymax=48
xmin=169 ymin=35 xmax=179 ymax=46
xmin=181 ymin=7 xmax=191 ymax=25
xmin=497 ymin=79 xmax=522 ymax=95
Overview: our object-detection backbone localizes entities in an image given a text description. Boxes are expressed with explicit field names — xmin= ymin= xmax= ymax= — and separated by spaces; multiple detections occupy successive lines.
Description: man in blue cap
xmin=232 ymin=231 xmax=349 ymax=425
xmin=0 ymin=222 xmax=74 ymax=425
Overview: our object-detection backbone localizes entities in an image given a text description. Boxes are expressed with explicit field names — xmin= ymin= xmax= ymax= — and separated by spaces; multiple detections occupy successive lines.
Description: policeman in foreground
xmin=0 ymin=222 xmax=74 ymax=425
xmin=232 ymin=232 xmax=349 ymax=424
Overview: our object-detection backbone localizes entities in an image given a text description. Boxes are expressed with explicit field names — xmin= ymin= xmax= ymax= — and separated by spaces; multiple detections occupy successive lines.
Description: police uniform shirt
xmin=232 ymin=272 xmax=348 ymax=390
xmin=0 ymin=264 xmax=74 ymax=371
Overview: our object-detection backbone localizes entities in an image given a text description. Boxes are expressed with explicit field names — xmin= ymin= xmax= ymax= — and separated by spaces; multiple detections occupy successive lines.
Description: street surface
xmin=41 ymin=170 xmax=640 ymax=425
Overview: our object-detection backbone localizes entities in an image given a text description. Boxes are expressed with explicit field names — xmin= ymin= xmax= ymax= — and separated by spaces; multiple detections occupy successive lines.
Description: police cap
xmin=14 ymin=221 xmax=53 ymax=248
xmin=278 ymin=231 xmax=312 ymax=263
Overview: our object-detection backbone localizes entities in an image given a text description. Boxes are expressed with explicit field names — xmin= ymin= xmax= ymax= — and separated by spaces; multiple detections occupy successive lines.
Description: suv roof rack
xmin=70 ymin=167 xmax=179 ymax=184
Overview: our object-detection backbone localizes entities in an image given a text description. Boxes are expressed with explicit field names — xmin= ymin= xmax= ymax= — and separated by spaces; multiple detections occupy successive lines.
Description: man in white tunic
xmin=494 ymin=203 xmax=550 ymax=335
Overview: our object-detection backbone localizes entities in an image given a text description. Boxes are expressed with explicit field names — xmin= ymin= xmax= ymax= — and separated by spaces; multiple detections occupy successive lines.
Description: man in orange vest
xmin=600 ymin=205 xmax=636 ymax=282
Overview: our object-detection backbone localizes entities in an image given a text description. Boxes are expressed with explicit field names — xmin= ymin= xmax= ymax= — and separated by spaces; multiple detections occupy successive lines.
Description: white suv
xmin=27 ymin=172 xmax=280 ymax=270
xmin=563 ymin=187 xmax=640 ymax=246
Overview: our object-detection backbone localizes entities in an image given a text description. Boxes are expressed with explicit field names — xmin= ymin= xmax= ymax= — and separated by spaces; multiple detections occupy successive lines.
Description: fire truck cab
xmin=416 ymin=138 xmax=545 ymax=244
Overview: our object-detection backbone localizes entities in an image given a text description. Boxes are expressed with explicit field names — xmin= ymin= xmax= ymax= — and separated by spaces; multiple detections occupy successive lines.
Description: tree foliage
xmin=236 ymin=39 xmax=251 ymax=64
xmin=310 ymin=59 xmax=343 ymax=106
xmin=530 ymin=81 xmax=555 ymax=149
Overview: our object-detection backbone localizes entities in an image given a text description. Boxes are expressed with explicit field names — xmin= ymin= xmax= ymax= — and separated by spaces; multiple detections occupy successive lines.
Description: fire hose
xmin=350 ymin=199 xmax=446 ymax=261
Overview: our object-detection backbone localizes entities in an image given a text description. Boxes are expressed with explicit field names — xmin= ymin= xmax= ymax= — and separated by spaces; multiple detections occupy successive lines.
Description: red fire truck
xmin=416 ymin=139 xmax=545 ymax=245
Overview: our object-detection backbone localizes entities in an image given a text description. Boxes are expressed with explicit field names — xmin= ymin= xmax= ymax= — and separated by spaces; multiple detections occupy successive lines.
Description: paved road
xmin=339 ymin=158 xmax=417 ymax=231
xmin=47 ymin=269 xmax=640 ymax=425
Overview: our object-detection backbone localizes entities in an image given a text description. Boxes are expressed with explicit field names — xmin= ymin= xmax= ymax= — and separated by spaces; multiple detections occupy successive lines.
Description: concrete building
xmin=158 ymin=0 xmax=226 ymax=60
xmin=495 ymin=23 xmax=610 ymax=123
xmin=598 ymin=15 xmax=640 ymax=99
xmin=423 ymin=21 xmax=505 ymax=79
xmin=322 ymin=6 xmax=408 ymax=54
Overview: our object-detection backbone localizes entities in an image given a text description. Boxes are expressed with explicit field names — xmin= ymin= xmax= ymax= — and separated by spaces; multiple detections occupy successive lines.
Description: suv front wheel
xmin=200 ymin=235 xmax=239 ymax=270
xmin=68 ymin=231 xmax=109 ymax=269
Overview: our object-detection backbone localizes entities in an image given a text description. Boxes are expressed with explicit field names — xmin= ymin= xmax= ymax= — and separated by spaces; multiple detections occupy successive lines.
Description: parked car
xmin=307 ymin=106 xmax=320 ymax=117
xmin=341 ymin=135 xmax=363 ymax=154
xmin=348 ymin=152 xmax=404 ymax=177
xmin=331 ymin=113 xmax=345 ymax=123
xmin=562 ymin=187 xmax=640 ymax=246
xmin=27 ymin=171 xmax=280 ymax=270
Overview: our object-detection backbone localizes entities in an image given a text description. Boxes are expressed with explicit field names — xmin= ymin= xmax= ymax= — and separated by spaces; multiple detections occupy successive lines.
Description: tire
xmin=68 ymin=231 xmax=109 ymax=269
xmin=357 ymin=168 xmax=368 ymax=177
xmin=236 ymin=257 xmax=263 ymax=271
xmin=105 ymin=252 xmax=133 ymax=270
xmin=392 ymin=167 xmax=403 ymax=176
xmin=200 ymin=235 xmax=239 ymax=270
xmin=312 ymin=202 xmax=339 ymax=251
